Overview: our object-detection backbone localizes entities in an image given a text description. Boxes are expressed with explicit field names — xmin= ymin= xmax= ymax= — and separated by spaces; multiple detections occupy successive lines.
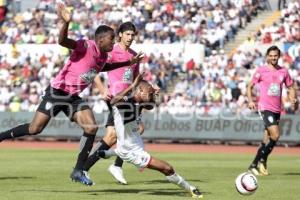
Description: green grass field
xmin=0 ymin=149 xmax=299 ymax=200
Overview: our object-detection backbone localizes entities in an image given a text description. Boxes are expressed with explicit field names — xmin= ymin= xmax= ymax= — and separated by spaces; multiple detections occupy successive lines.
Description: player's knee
xmin=103 ymin=129 xmax=117 ymax=144
xmin=271 ymin=134 xmax=280 ymax=141
xmin=83 ymin=126 xmax=98 ymax=135
xmin=28 ymin=125 xmax=44 ymax=135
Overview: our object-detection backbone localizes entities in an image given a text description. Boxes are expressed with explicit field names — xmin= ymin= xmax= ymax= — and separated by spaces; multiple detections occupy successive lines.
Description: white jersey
xmin=112 ymin=105 xmax=151 ymax=168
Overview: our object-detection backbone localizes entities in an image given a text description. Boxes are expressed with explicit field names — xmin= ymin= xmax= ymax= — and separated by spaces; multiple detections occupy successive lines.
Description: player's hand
xmin=57 ymin=2 xmax=71 ymax=23
xmin=130 ymin=52 xmax=145 ymax=65
xmin=248 ymin=101 xmax=256 ymax=110
xmin=138 ymin=122 xmax=145 ymax=135
xmin=102 ymin=90 xmax=112 ymax=101
xmin=132 ymin=72 xmax=145 ymax=87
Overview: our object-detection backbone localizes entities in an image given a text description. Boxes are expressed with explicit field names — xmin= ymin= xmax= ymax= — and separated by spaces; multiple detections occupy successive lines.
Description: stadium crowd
xmin=1 ymin=0 xmax=264 ymax=53
xmin=0 ymin=0 xmax=299 ymax=115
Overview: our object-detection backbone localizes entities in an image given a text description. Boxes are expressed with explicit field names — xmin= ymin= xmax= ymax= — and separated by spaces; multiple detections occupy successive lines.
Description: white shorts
xmin=113 ymin=106 xmax=152 ymax=168
xmin=116 ymin=148 xmax=151 ymax=169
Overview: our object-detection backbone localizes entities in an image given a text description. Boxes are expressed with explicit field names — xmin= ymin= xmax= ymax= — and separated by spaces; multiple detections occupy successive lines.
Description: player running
xmin=247 ymin=46 xmax=297 ymax=176
xmin=93 ymin=73 xmax=203 ymax=198
xmin=0 ymin=3 xmax=143 ymax=186
xmin=83 ymin=22 xmax=152 ymax=185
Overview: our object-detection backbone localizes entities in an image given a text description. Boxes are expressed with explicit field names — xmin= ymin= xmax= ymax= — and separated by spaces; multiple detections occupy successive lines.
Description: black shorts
xmin=105 ymin=101 xmax=114 ymax=127
xmin=259 ymin=110 xmax=281 ymax=129
xmin=37 ymin=86 xmax=90 ymax=121
xmin=105 ymin=100 xmax=143 ymax=127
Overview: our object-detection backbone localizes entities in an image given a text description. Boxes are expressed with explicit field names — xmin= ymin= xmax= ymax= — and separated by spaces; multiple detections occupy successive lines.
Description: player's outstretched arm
xmin=57 ymin=2 xmax=76 ymax=49
xmin=110 ymin=72 xmax=144 ymax=105
xmin=101 ymin=52 xmax=145 ymax=72
xmin=247 ymin=82 xmax=256 ymax=110
xmin=93 ymin=75 xmax=112 ymax=101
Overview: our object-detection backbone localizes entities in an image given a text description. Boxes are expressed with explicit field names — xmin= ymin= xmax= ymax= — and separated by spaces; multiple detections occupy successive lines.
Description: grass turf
xmin=0 ymin=149 xmax=299 ymax=200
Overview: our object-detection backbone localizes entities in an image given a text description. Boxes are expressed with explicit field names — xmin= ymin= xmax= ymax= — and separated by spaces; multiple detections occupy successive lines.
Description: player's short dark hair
xmin=95 ymin=25 xmax=114 ymax=38
xmin=266 ymin=46 xmax=281 ymax=56
xmin=117 ymin=22 xmax=137 ymax=34
xmin=138 ymin=80 xmax=151 ymax=89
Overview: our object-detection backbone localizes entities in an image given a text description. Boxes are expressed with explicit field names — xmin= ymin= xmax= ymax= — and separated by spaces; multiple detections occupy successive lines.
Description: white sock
xmin=166 ymin=173 xmax=191 ymax=191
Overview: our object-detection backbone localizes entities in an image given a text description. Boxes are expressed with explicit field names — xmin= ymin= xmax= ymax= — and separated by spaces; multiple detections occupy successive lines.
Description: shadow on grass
xmin=0 ymin=176 xmax=36 ymax=180
xmin=13 ymin=188 xmax=211 ymax=197
xmin=140 ymin=179 xmax=206 ymax=184
xmin=283 ymin=172 xmax=300 ymax=176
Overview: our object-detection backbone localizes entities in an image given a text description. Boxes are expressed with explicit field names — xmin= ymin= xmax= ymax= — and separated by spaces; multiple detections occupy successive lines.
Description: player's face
xmin=266 ymin=50 xmax=280 ymax=66
xmin=97 ymin=31 xmax=115 ymax=52
xmin=138 ymin=85 xmax=155 ymax=103
xmin=119 ymin=30 xmax=135 ymax=47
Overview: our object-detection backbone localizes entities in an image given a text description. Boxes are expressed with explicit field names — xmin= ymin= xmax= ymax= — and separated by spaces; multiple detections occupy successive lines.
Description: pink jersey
xmin=51 ymin=39 xmax=107 ymax=95
xmin=107 ymin=44 xmax=139 ymax=96
xmin=251 ymin=65 xmax=294 ymax=113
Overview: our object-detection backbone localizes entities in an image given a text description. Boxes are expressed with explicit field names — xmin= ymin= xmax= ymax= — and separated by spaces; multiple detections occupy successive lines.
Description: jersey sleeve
xmin=251 ymin=69 xmax=261 ymax=84
xmin=73 ymin=39 xmax=87 ymax=54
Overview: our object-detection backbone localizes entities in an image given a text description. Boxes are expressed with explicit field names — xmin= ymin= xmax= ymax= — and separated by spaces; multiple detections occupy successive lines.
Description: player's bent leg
xmin=258 ymin=125 xmax=280 ymax=176
xmin=82 ymin=139 xmax=111 ymax=171
xmin=248 ymin=129 xmax=271 ymax=175
xmin=248 ymin=142 xmax=265 ymax=176
xmin=82 ymin=126 xmax=117 ymax=172
xmin=0 ymin=111 xmax=50 ymax=142
xmin=70 ymin=109 xmax=98 ymax=186
xmin=147 ymin=157 xmax=203 ymax=199
xmin=103 ymin=126 xmax=117 ymax=146
xmin=28 ymin=111 xmax=52 ymax=135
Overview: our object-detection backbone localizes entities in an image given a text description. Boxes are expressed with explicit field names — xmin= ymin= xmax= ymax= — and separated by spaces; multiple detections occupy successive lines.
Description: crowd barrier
xmin=0 ymin=112 xmax=299 ymax=143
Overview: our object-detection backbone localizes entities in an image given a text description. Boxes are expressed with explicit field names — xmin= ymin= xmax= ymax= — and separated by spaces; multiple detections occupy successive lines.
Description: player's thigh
xmin=262 ymin=111 xmax=280 ymax=140
xmin=73 ymin=108 xmax=98 ymax=134
xmin=29 ymin=111 xmax=51 ymax=135
xmin=103 ymin=126 xmax=117 ymax=146
xmin=147 ymin=156 xmax=174 ymax=175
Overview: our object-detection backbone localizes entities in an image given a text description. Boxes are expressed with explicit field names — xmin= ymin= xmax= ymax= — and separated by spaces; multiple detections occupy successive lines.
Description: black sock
xmin=83 ymin=139 xmax=110 ymax=171
xmin=74 ymin=133 xmax=95 ymax=170
xmin=0 ymin=123 xmax=30 ymax=142
xmin=261 ymin=138 xmax=277 ymax=163
xmin=114 ymin=156 xmax=124 ymax=168
xmin=249 ymin=143 xmax=265 ymax=168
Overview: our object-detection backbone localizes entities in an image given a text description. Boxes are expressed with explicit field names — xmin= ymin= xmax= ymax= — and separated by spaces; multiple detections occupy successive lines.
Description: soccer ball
xmin=235 ymin=172 xmax=258 ymax=195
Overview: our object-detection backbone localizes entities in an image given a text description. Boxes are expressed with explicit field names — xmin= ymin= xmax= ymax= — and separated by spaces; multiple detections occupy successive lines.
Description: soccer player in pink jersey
xmin=247 ymin=46 xmax=297 ymax=176
xmin=82 ymin=22 xmax=146 ymax=185
xmin=0 ymin=3 xmax=143 ymax=186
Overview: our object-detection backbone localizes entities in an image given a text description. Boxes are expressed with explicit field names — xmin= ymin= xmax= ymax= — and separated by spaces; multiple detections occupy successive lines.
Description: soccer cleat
xmin=258 ymin=162 xmax=269 ymax=176
xmin=70 ymin=169 xmax=94 ymax=186
xmin=108 ymin=164 xmax=127 ymax=185
xmin=248 ymin=167 xmax=260 ymax=176
xmin=189 ymin=186 xmax=203 ymax=198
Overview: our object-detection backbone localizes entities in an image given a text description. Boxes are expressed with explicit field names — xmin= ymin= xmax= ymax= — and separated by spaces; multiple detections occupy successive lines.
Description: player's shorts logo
xmin=45 ymin=102 xmax=53 ymax=110
xmin=268 ymin=116 xmax=274 ymax=123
